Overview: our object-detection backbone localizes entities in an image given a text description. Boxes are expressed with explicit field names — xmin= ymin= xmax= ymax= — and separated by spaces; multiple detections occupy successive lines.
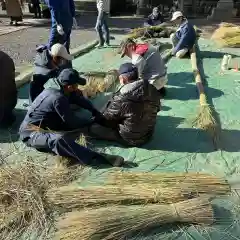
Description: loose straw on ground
xmin=190 ymin=44 xmax=220 ymax=147
xmin=46 ymin=185 xmax=197 ymax=212
xmin=108 ymin=172 xmax=230 ymax=196
xmin=54 ymin=197 xmax=214 ymax=240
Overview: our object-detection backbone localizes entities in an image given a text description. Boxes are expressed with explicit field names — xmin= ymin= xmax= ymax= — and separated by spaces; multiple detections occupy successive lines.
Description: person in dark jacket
xmin=19 ymin=68 xmax=125 ymax=167
xmin=31 ymin=0 xmax=41 ymax=18
xmin=89 ymin=63 xmax=161 ymax=147
xmin=170 ymin=11 xmax=196 ymax=58
xmin=45 ymin=0 xmax=78 ymax=53
xmin=144 ymin=7 xmax=164 ymax=27
xmin=0 ymin=50 xmax=17 ymax=127
xmin=29 ymin=43 xmax=72 ymax=104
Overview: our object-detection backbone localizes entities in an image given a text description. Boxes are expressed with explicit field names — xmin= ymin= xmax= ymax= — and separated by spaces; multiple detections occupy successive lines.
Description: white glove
xmin=57 ymin=24 xmax=64 ymax=35
xmin=73 ymin=17 xmax=78 ymax=29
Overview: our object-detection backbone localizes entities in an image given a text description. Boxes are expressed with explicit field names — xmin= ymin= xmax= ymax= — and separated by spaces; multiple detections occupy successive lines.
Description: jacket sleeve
xmin=69 ymin=0 xmax=75 ymax=17
xmin=69 ymin=92 xmax=98 ymax=115
xmin=172 ymin=25 xmax=189 ymax=55
xmin=47 ymin=0 xmax=61 ymax=23
xmin=54 ymin=96 xmax=86 ymax=130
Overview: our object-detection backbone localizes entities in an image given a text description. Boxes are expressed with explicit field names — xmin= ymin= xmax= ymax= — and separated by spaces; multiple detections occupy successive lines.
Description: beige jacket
xmin=5 ymin=0 xmax=23 ymax=17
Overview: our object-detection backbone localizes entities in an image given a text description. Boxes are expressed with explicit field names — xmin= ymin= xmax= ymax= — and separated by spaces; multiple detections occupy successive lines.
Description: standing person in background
xmin=31 ymin=0 xmax=41 ymax=18
xmin=5 ymin=0 xmax=24 ymax=26
xmin=0 ymin=50 xmax=17 ymax=127
xmin=95 ymin=0 xmax=110 ymax=48
xmin=45 ymin=0 xmax=78 ymax=53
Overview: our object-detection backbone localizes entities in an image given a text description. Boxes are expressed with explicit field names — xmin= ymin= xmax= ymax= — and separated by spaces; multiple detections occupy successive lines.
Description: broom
xmin=107 ymin=172 xmax=230 ymax=196
xmin=190 ymin=45 xmax=220 ymax=148
xmin=46 ymin=185 xmax=199 ymax=212
xmin=54 ymin=197 xmax=214 ymax=240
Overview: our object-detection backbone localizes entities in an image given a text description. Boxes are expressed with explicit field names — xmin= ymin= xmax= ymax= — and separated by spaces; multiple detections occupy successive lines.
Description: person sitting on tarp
xmin=19 ymin=68 xmax=124 ymax=167
xmin=170 ymin=11 xmax=196 ymax=58
xmin=29 ymin=43 xmax=72 ymax=104
xmin=0 ymin=50 xmax=17 ymax=128
xmin=144 ymin=7 xmax=164 ymax=27
xmin=118 ymin=38 xmax=167 ymax=97
xmin=45 ymin=0 xmax=78 ymax=53
xmin=88 ymin=63 xmax=161 ymax=147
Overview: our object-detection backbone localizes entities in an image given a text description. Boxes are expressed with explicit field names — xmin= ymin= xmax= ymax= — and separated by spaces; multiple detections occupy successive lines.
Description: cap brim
xmin=65 ymin=54 xmax=73 ymax=61
xmin=76 ymin=76 xmax=87 ymax=86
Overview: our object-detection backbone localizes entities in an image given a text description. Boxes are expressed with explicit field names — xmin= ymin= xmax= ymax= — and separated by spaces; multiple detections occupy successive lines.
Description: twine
xmin=170 ymin=203 xmax=181 ymax=221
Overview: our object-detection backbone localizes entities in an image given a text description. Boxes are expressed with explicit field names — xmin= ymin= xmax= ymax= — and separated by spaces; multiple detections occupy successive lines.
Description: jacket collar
xmin=119 ymin=79 xmax=144 ymax=95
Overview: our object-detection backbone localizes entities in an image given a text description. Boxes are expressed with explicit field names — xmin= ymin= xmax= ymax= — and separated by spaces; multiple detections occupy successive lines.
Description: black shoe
xmin=158 ymin=87 xmax=166 ymax=98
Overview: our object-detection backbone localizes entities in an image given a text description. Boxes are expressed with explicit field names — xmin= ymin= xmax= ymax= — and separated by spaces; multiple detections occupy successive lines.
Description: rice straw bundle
xmin=108 ymin=172 xmax=230 ymax=196
xmin=211 ymin=22 xmax=240 ymax=47
xmin=54 ymin=197 xmax=214 ymax=240
xmin=190 ymin=45 xmax=220 ymax=147
xmin=46 ymin=185 xmax=198 ymax=212
xmin=79 ymin=70 xmax=119 ymax=98
xmin=0 ymin=162 xmax=48 ymax=238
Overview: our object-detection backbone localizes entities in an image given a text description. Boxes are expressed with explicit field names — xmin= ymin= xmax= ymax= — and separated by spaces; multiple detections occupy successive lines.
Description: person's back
xmin=0 ymin=50 xmax=17 ymax=126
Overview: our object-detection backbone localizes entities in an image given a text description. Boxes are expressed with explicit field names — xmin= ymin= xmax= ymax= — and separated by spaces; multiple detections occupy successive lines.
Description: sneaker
xmin=101 ymin=153 xmax=124 ymax=167
xmin=105 ymin=42 xmax=110 ymax=47
xmin=96 ymin=43 xmax=104 ymax=48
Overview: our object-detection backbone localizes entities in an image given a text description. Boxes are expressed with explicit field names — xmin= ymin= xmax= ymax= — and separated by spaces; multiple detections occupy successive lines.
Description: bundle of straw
xmin=108 ymin=172 xmax=230 ymax=196
xmin=211 ymin=22 xmax=240 ymax=48
xmin=0 ymin=163 xmax=48 ymax=238
xmin=55 ymin=197 xmax=214 ymax=240
xmin=79 ymin=70 xmax=119 ymax=98
xmin=46 ymin=185 xmax=197 ymax=212
xmin=190 ymin=45 xmax=220 ymax=147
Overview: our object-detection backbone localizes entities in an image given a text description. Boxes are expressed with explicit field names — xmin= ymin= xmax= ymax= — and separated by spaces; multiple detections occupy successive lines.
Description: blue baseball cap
xmin=58 ymin=68 xmax=86 ymax=86
xmin=119 ymin=63 xmax=138 ymax=80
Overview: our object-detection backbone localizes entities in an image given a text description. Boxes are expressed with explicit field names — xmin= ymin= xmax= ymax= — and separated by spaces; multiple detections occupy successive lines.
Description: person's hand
xmin=73 ymin=17 xmax=78 ymax=29
xmin=57 ymin=24 xmax=64 ymax=35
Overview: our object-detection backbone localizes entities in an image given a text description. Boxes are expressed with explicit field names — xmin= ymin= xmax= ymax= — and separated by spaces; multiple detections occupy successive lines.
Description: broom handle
xmin=190 ymin=44 xmax=207 ymax=106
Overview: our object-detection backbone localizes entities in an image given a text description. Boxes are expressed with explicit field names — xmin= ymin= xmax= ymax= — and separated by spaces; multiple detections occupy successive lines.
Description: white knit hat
xmin=171 ymin=11 xmax=184 ymax=21
xmin=50 ymin=43 xmax=73 ymax=61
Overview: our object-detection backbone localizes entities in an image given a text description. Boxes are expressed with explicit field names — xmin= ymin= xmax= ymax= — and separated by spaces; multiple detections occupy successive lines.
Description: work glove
xmin=57 ymin=24 xmax=64 ymax=35
xmin=73 ymin=17 xmax=78 ymax=29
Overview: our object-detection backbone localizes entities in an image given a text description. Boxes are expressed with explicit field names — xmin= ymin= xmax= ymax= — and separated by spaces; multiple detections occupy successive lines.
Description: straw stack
xmin=211 ymin=22 xmax=240 ymax=48
xmin=190 ymin=45 xmax=220 ymax=147
xmin=46 ymin=185 xmax=198 ymax=212
xmin=79 ymin=70 xmax=119 ymax=98
xmin=108 ymin=172 xmax=230 ymax=196
xmin=54 ymin=197 xmax=214 ymax=240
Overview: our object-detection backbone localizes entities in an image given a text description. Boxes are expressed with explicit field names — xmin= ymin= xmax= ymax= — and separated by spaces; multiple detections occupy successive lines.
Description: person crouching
xmin=89 ymin=63 xmax=161 ymax=147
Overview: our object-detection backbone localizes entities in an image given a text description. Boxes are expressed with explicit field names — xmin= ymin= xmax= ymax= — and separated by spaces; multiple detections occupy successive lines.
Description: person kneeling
xmin=19 ymin=68 xmax=124 ymax=167
xmin=89 ymin=63 xmax=161 ymax=147
xmin=170 ymin=11 xmax=196 ymax=58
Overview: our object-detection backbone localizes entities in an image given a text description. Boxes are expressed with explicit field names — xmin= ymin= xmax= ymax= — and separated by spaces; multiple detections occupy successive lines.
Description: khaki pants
xmin=170 ymin=33 xmax=189 ymax=59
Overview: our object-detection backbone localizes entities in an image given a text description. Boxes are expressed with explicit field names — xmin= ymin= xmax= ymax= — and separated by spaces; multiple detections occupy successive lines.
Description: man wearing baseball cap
xmin=19 ymin=68 xmax=125 ymax=167
xmin=118 ymin=38 xmax=167 ymax=97
xmin=29 ymin=43 xmax=73 ymax=104
xmin=88 ymin=62 xmax=161 ymax=147
xmin=170 ymin=11 xmax=196 ymax=58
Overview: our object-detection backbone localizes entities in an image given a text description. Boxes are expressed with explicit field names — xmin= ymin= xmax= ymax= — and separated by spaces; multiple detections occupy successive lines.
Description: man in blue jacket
xmin=19 ymin=68 xmax=125 ymax=167
xmin=29 ymin=43 xmax=72 ymax=104
xmin=170 ymin=11 xmax=196 ymax=58
xmin=45 ymin=0 xmax=78 ymax=53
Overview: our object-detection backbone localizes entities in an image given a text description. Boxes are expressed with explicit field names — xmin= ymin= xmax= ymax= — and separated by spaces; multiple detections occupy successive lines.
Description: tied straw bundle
xmin=108 ymin=172 xmax=230 ymax=196
xmin=55 ymin=197 xmax=214 ymax=240
xmin=190 ymin=45 xmax=220 ymax=148
xmin=46 ymin=185 xmax=197 ymax=212
xmin=79 ymin=70 xmax=119 ymax=98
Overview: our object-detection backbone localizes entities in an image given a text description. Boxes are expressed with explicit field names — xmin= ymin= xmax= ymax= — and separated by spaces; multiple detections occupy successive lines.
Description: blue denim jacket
xmin=173 ymin=20 xmax=196 ymax=55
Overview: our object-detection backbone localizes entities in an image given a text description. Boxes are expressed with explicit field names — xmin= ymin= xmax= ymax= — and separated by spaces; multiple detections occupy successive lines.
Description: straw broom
xmin=54 ymin=197 xmax=214 ymax=240
xmin=108 ymin=172 xmax=230 ymax=196
xmin=190 ymin=45 xmax=220 ymax=147
xmin=45 ymin=185 xmax=199 ymax=212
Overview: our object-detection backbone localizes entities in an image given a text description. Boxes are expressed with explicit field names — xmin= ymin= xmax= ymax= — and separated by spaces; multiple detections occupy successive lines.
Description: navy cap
xmin=119 ymin=63 xmax=138 ymax=80
xmin=58 ymin=68 xmax=86 ymax=86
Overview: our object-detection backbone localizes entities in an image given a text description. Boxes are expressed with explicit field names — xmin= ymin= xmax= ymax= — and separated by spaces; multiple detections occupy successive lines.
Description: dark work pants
xmin=20 ymin=129 xmax=108 ymax=166
xmin=95 ymin=12 xmax=110 ymax=46
xmin=33 ymin=3 xmax=41 ymax=18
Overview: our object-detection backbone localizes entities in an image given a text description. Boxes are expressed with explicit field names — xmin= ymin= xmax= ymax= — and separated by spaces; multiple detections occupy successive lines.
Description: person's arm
xmin=172 ymin=26 xmax=189 ymax=55
xmin=47 ymin=0 xmax=61 ymax=23
xmin=54 ymin=96 xmax=88 ymax=130
xmin=69 ymin=0 xmax=75 ymax=17
xmin=132 ymin=54 xmax=147 ymax=79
